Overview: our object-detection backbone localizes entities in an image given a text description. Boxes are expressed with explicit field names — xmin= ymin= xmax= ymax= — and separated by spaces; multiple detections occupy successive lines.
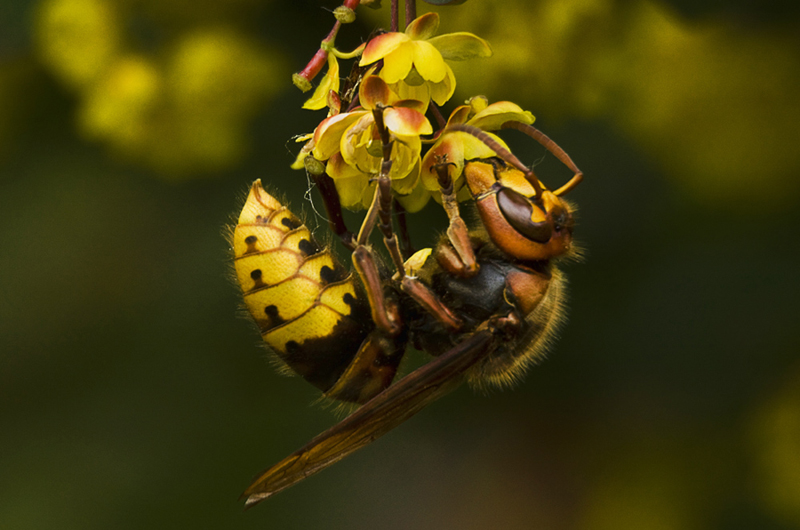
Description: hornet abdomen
xmin=232 ymin=180 xmax=375 ymax=394
xmin=233 ymin=180 xmax=407 ymax=403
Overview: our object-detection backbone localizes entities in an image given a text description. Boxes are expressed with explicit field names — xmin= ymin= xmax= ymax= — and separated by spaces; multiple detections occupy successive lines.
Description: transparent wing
xmin=241 ymin=329 xmax=496 ymax=507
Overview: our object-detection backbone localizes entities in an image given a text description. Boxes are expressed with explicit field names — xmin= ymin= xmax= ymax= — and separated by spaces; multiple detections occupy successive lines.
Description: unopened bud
xmin=304 ymin=155 xmax=326 ymax=176
xmin=467 ymin=95 xmax=489 ymax=114
xmin=333 ymin=6 xmax=356 ymax=23
xmin=327 ymin=90 xmax=342 ymax=115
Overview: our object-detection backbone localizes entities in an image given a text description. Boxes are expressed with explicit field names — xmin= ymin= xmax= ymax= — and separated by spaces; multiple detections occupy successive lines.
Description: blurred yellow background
xmin=1 ymin=0 xmax=798 ymax=529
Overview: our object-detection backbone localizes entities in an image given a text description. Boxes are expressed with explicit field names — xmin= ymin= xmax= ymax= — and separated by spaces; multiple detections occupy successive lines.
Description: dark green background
xmin=2 ymin=0 xmax=799 ymax=528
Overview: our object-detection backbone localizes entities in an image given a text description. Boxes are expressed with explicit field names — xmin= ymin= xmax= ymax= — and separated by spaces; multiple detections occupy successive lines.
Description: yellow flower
xmin=310 ymin=75 xmax=433 ymax=212
xmin=359 ymin=12 xmax=492 ymax=107
xmin=419 ymin=98 xmax=535 ymax=200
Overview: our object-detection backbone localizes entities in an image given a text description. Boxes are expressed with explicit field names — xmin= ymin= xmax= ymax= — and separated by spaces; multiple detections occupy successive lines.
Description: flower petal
xmin=391 ymin=158 xmax=420 ymax=194
xmin=428 ymin=32 xmax=493 ymax=60
xmin=412 ymin=41 xmax=447 ymax=83
xmin=360 ymin=32 xmax=408 ymax=65
xmin=380 ymin=43 xmax=414 ymax=84
xmin=446 ymin=104 xmax=472 ymax=126
xmin=384 ymin=107 xmax=432 ymax=136
xmin=467 ymin=101 xmax=535 ymax=131
xmin=290 ymin=138 xmax=315 ymax=170
xmin=312 ymin=111 xmax=363 ymax=160
xmin=403 ymin=247 xmax=432 ymax=275
xmin=340 ymin=114 xmax=377 ymax=171
xmin=393 ymin=98 xmax=427 ymax=114
xmin=397 ymin=184 xmax=431 ymax=213
xmin=458 ymin=130 xmax=510 ymax=159
xmin=389 ymin=137 xmax=422 ymax=181
xmin=405 ymin=12 xmax=439 ymax=41
xmin=429 ymin=64 xmax=456 ymax=106
xmin=390 ymin=81 xmax=431 ymax=109
xmin=359 ymin=75 xmax=394 ymax=109
xmin=327 ymin=153 xmax=371 ymax=210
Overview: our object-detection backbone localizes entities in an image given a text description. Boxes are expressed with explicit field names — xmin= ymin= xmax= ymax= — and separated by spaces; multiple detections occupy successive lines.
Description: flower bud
xmin=333 ymin=6 xmax=356 ymax=24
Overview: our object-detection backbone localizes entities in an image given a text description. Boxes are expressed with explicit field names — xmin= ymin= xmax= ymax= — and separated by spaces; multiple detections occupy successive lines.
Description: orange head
xmin=464 ymin=160 xmax=575 ymax=262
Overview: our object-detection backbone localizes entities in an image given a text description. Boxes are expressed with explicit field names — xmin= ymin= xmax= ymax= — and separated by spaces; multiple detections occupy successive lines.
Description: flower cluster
xmin=311 ymin=75 xmax=433 ymax=211
xmin=293 ymin=11 xmax=535 ymax=214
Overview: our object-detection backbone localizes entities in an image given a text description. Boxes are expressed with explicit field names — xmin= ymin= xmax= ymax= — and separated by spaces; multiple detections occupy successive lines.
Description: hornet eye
xmin=496 ymin=188 xmax=553 ymax=243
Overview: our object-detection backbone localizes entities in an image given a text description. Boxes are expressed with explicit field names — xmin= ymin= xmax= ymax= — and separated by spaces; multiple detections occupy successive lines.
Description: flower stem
xmin=405 ymin=0 xmax=416 ymax=28
xmin=391 ymin=0 xmax=399 ymax=31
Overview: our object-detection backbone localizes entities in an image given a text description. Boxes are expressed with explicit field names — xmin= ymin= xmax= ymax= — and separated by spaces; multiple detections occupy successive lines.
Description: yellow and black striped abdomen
xmin=232 ymin=180 xmax=373 ymax=393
